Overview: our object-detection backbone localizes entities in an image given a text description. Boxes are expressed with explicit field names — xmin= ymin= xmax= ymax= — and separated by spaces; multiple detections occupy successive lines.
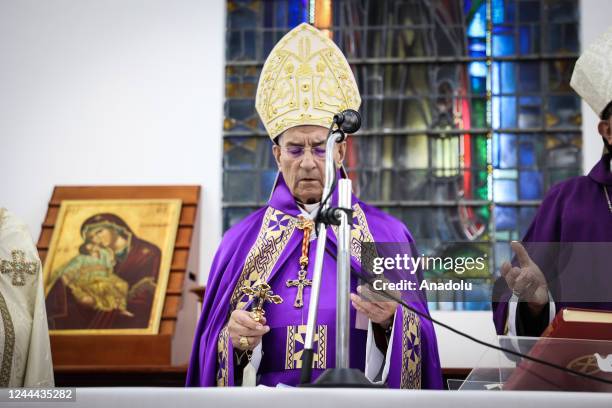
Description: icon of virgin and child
xmin=45 ymin=213 xmax=162 ymax=331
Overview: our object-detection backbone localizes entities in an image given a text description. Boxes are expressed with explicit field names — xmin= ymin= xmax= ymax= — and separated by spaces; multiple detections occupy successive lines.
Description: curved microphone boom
xmin=333 ymin=109 xmax=361 ymax=134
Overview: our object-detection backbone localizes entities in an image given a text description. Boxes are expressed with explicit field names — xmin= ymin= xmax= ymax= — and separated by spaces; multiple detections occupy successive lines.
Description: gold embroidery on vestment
xmin=285 ymin=324 xmax=327 ymax=370
xmin=0 ymin=250 xmax=37 ymax=287
xmin=0 ymin=290 xmax=15 ymax=387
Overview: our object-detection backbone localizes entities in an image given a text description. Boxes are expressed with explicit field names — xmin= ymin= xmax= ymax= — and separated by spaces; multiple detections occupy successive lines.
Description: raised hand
xmin=500 ymin=241 xmax=549 ymax=314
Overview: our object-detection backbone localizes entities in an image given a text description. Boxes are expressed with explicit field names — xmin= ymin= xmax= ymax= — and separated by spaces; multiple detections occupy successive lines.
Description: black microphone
xmin=333 ymin=109 xmax=361 ymax=134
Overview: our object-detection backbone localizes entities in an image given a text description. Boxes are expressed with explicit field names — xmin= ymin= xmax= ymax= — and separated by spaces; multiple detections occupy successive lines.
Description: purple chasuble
xmin=186 ymin=173 xmax=442 ymax=388
xmin=493 ymin=153 xmax=612 ymax=334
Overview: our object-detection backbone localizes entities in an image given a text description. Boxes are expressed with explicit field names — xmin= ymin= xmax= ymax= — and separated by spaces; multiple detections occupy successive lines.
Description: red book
xmin=542 ymin=308 xmax=612 ymax=340
xmin=503 ymin=308 xmax=612 ymax=392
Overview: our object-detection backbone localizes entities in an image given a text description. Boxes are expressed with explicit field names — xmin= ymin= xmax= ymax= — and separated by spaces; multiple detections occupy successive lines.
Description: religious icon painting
xmin=43 ymin=199 xmax=182 ymax=335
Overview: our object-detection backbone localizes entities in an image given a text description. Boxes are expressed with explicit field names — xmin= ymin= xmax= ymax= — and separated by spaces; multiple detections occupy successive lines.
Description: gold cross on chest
xmin=0 ymin=250 xmax=37 ymax=287
xmin=286 ymin=216 xmax=314 ymax=308
xmin=240 ymin=282 xmax=283 ymax=322
xmin=286 ymin=270 xmax=312 ymax=308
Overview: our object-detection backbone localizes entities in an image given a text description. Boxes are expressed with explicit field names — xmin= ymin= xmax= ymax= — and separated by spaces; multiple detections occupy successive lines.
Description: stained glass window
xmin=223 ymin=0 xmax=581 ymax=311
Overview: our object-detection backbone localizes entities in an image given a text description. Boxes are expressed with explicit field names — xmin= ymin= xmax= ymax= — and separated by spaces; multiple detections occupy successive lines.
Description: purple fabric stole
xmin=493 ymin=153 xmax=612 ymax=334
xmin=186 ymin=172 xmax=442 ymax=389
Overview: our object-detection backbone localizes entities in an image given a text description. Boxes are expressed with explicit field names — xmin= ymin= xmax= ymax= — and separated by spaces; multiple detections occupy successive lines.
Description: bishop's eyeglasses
xmin=279 ymin=145 xmax=327 ymax=159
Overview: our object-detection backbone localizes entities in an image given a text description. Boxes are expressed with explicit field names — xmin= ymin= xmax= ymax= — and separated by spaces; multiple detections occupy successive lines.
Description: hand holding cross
xmin=240 ymin=282 xmax=283 ymax=322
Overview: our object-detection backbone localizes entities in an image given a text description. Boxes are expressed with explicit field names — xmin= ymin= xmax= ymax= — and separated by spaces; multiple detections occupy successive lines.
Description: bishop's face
xmin=273 ymin=125 xmax=346 ymax=205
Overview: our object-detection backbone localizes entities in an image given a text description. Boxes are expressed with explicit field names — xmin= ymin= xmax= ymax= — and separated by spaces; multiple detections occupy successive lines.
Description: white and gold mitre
xmin=255 ymin=23 xmax=361 ymax=140
xmin=570 ymin=27 xmax=612 ymax=117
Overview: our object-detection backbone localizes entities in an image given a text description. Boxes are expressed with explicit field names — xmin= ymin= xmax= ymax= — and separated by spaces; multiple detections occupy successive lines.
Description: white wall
xmin=580 ymin=0 xmax=611 ymax=173
xmin=0 ymin=0 xmax=225 ymax=365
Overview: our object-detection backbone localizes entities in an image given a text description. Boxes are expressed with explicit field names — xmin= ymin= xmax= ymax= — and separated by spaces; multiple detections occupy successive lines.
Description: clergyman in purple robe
xmin=493 ymin=28 xmax=612 ymax=336
xmin=186 ymin=23 xmax=442 ymax=389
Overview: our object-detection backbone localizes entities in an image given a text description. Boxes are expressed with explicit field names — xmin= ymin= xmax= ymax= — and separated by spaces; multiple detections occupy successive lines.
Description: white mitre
xmin=570 ymin=27 xmax=612 ymax=117
xmin=255 ymin=23 xmax=361 ymax=140
xmin=0 ymin=208 xmax=54 ymax=387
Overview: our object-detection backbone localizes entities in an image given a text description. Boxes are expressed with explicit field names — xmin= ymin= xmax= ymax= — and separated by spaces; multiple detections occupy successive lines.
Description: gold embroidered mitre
xmin=255 ymin=23 xmax=361 ymax=140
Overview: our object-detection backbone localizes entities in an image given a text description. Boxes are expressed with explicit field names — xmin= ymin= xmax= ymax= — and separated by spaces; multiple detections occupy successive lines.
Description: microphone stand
xmin=299 ymin=121 xmax=383 ymax=388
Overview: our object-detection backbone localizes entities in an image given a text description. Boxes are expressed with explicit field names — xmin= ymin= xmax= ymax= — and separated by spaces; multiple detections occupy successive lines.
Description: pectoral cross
xmin=1 ymin=250 xmax=37 ymax=287
xmin=286 ymin=216 xmax=314 ymax=308
xmin=240 ymin=282 xmax=283 ymax=323
xmin=286 ymin=269 xmax=312 ymax=308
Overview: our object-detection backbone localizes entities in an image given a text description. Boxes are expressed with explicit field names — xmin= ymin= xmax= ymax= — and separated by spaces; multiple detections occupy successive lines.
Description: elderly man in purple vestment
xmin=493 ymin=28 xmax=612 ymax=337
xmin=186 ymin=23 xmax=442 ymax=389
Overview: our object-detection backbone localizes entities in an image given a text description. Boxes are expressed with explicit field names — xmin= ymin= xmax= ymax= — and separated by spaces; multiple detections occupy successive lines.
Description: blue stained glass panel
xmin=547 ymin=95 xmax=580 ymax=127
xmin=245 ymin=29 xmax=257 ymax=59
xmin=471 ymin=76 xmax=486 ymax=94
xmin=469 ymin=61 xmax=487 ymax=77
xmin=492 ymin=0 xmax=516 ymax=24
xmin=495 ymin=134 xmax=517 ymax=168
xmin=469 ymin=39 xmax=487 ymax=56
xmin=519 ymin=1 xmax=540 ymax=22
xmin=492 ymin=62 xmax=500 ymax=94
xmin=261 ymin=170 xmax=277 ymax=198
xmin=519 ymin=207 xmax=538 ymax=236
xmin=224 ymin=207 xmax=257 ymax=231
xmin=494 ymin=242 xmax=512 ymax=274
xmin=548 ymin=23 xmax=579 ymax=53
xmin=519 ymin=171 xmax=543 ymax=199
xmin=519 ymin=96 xmax=540 ymax=106
xmin=493 ymin=31 xmax=515 ymax=56
xmin=519 ymin=136 xmax=537 ymax=167
xmin=492 ymin=97 xmax=500 ymax=128
xmin=224 ymin=137 xmax=257 ymax=169
xmin=494 ymin=179 xmax=518 ymax=201
xmin=263 ymin=2 xmax=275 ymax=54
xmin=519 ymin=63 xmax=540 ymax=92
xmin=501 ymin=62 xmax=516 ymax=93
xmin=501 ymin=96 xmax=517 ymax=127
xmin=464 ymin=0 xmax=473 ymax=14
xmin=224 ymin=171 xmax=258 ymax=202
xmin=263 ymin=1 xmax=273 ymax=26
xmin=227 ymin=99 xmax=254 ymax=119
xmin=549 ymin=1 xmax=578 ymax=22
xmin=495 ymin=206 xmax=518 ymax=230
xmin=276 ymin=1 xmax=288 ymax=27
xmin=492 ymin=134 xmax=500 ymax=168
xmin=228 ymin=5 xmax=257 ymax=29
xmin=227 ymin=31 xmax=240 ymax=59
xmin=288 ymin=0 xmax=308 ymax=28
xmin=228 ymin=31 xmax=257 ymax=60
xmin=504 ymin=0 xmax=516 ymax=22
xmin=518 ymin=25 xmax=539 ymax=54
xmin=518 ymin=96 xmax=542 ymax=128
xmin=468 ymin=3 xmax=487 ymax=38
